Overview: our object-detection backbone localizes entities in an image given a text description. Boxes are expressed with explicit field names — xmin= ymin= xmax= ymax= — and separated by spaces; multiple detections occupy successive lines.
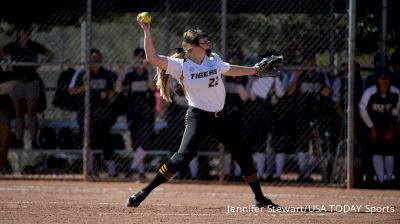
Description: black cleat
xmin=255 ymin=196 xmax=280 ymax=209
xmin=126 ymin=189 xmax=148 ymax=207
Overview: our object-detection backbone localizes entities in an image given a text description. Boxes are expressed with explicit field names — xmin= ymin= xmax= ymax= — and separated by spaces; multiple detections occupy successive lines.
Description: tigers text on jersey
xmin=166 ymin=53 xmax=230 ymax=112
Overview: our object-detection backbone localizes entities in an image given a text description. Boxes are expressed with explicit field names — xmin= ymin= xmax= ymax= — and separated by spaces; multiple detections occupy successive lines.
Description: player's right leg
xmin=127 ymin=107 xmax=207 ymax=207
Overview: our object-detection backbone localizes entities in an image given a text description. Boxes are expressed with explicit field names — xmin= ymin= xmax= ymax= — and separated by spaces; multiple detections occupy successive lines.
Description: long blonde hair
xmin=156 ymin=51 xmax=185 ymax=102
xmin=156 ymin=29 xmax=207 ymax=102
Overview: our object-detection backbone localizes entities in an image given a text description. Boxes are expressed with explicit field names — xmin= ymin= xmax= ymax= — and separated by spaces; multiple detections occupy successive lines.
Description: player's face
xmin=17 ymin=30 xmax=31 ymax=41
xmin=197 ymin=37 xmax=211 ymax=50
xmin=378 ymin=75 xmax=390 ymax=87
xmin=133 ymin=52 xmax=146 ymax=68
xmin=90 ymin=52 xmax=103 ymax=70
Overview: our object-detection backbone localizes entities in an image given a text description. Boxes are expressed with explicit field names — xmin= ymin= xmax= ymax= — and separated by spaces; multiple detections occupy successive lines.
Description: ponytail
xmin=156 ymin=51 xmax=185 ymax=102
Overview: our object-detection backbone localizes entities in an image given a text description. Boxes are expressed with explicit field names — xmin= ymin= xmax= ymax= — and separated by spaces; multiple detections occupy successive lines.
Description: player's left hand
xmin=255 ymin=55 xmax=284 ymax=78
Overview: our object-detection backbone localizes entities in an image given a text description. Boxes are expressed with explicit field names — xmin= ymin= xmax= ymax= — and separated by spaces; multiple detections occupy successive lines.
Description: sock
xmin=106 ymin=160 xmax=116 ymax=176
xmin=384 ymin=155 xmax=394 ymax=181
xmin=372 ymin=155 xmax=384 ymax=183
xmin=234 ymin=162 xmax=241 ymax=177
xmin=131 ymin=147 xmax=147 ymax=170
xmin=305 ymin=155 xmax=317 ymax=178
xmin=143 ymin=163 xmax=175 ymax=193
xmin=89 ymin=152 xmax=94 ymax=174
xmin=138 ymin=163 xmax=145 ymax=174
xmin=265 ymin=148 xmax=275 ymax=177
xmin=275 ymin=153 xmax=285 ymax=177
xmin=254 ymin=152 xmax=265 ymax=177
xmin=242 ymin=173 xmax=264 ymax=199
xmin=224 ymin=154 xmax=232 ymax=176
xmin=297 ymin=151 xmax=308 ymax=173
xmin=189 ymin=156 xmax=198 ymax=178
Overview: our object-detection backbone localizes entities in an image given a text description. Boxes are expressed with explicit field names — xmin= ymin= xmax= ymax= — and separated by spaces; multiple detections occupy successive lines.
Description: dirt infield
xmin=0 ymin=180 xmax=399 ymax=224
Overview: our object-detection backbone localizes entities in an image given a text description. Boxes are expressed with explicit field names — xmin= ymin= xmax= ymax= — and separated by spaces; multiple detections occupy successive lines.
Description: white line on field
xmin=0 ymin=185 xmax=399 ymax=201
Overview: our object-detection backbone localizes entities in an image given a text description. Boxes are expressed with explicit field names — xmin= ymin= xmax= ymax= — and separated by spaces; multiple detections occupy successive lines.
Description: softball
xmin=138 ymin=12 xmax=151 ymax=24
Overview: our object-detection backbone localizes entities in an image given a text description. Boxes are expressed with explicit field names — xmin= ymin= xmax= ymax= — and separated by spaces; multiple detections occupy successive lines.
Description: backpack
xmin=58 ymin=127 xmax=76 ymax=149
xmin=38 ymin=127 xmax=58 ymax=149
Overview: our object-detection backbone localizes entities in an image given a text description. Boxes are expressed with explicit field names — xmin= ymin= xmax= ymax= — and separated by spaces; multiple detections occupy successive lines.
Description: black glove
xmin=255 ymin=55 xmax=284 ymax=78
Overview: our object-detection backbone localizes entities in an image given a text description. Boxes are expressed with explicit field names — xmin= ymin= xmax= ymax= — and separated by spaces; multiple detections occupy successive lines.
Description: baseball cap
xmin=133 ymin=47 xmax=145 ymax=58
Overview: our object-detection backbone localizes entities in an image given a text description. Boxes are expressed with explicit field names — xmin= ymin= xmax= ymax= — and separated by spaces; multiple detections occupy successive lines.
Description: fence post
xmin=220 ymin=0 xmax=227 ymax=59
xmin=347 ymin=0 xmax=356 ymax=189
xmin=83 ymin=0 xmax=92 ymax=181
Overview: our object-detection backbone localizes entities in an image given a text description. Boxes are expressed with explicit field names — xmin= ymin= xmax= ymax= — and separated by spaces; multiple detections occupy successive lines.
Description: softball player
xmin=127 ymin=15 xmax=280 ymax=208
xmin=359 ymin=69 xmax=400 ymax=187
xmin=69 ymin=49 xmax=117 ymax=177
xmin=287 ymin=53 xmax=331 ymax=183
xmin=116 ymin=48 xmax=155 ymax=181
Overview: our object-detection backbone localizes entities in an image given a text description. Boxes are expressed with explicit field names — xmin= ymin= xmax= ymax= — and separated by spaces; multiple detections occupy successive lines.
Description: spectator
xmin=390 ymin=49 xmax=400 ymax=188
xmin=0 ymin=68 xmax=15 ymax=174
xmin=68 ymin=48 xmax=118 ymax=177
xmin=248 ymin=56 xmax=285 ymax=181
xmin=359 ymin=68 xmax=400 ymax=188
xmin=0 ymin=24 xmax=54 ymax=149
xmin=389 ymin=50 xmax=400 ymax=89
xmin=52 ymin=66 xmax=79 ymax=112
xmin=330 ymin=63 xmax=364 ymax=184
xmin=116 ymin=47 xmax=156 ymax=181
xmin=287 ymin=52 xmax=331 ymax=183
xmin=318 ymin=68 xmax=346 ymax=183
xmin=221 ymin=50 xmax=249 ymax=181
xmin=364 ymin=53 xmax=389 ymax=90
xmin=269 ymin=62 xmax=299 ymax=182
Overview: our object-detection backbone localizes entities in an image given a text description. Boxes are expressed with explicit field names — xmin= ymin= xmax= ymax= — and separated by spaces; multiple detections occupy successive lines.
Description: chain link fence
xmin=0 ymin=0 xmax=397 ymax=188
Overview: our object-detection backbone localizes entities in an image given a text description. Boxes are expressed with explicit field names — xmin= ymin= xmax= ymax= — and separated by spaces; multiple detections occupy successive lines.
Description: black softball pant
xmin=168 ymin=106 xmax=256 ymax=176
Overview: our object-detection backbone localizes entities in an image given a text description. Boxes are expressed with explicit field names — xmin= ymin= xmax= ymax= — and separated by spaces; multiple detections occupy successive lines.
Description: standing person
xmin=0 ymin=68 xmax=14 ymax=174
xmin=68 ymin=48 xmax=118 ymax=177
xmin=287 ymin=53 xmax=331 ymax=183
xmin=127 ymin=15 xmax=280 ymax=208
xmin=389 ymin=50 xmax=400 ymax=89
xmin=116 ymin=47 xmax=156 ymax=181
xmin=359 ymin=69 xmax=400 ymax=188
xmin=221 ymin=50 xmax=249 ymax=181
xmin=389 ymin=50 xmax=400 ymax=188
xmin=0 ymin=24 xmax=54 ymax=149
xmin=248 ymin=51 xmax=285 ymax=181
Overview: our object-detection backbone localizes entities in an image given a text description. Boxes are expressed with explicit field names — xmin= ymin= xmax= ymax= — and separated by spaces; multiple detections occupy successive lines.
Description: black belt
xmin=190 ymin=107 xmax=224 ymax=118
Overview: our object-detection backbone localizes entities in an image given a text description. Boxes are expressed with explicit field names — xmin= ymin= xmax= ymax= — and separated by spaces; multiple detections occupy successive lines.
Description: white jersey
xmin=166 ymin=53 xmax=231 ymax=112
